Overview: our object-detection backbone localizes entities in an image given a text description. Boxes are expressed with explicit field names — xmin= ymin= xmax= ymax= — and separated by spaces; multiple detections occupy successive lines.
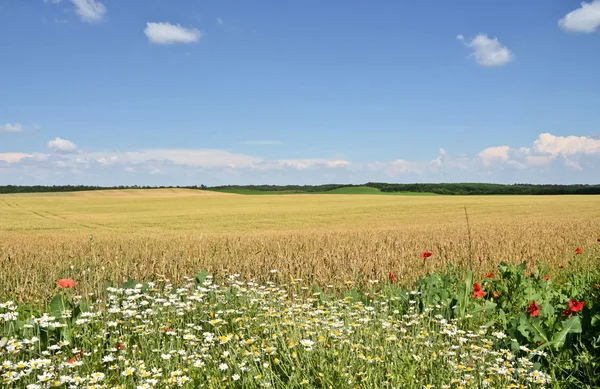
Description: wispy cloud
xmin=457 ymin=34 xmax=513 ymax=67
xmin=144 ymin=22 xmax=202 ymax=45
xmin=71 ymin=0 xmax=106 ymax=23
xmin=2 ymin=133 xmax=600 ymax=184
xmin=240 ymin=140 xmax=283 ymax=146
xmin=0 ymin=153 xmax=49 ymax=164
xmin=0 ymin=123 xmax=26 ymax=133
xmin=559 ymin=0 xmax=600 ymax=33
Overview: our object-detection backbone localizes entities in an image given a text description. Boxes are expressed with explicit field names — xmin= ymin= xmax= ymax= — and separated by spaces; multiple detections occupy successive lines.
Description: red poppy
xmin=421 ymin=251 xmax=432 ymax=259
xmin=597 ymin=237 xmax=600 ymax=243
xmin=389 ymin=272 xmax=396 ymax=283
xmin=472 ymin=283 xmax=485 ymax=298
xmin=542 ymin=275 xmax=549 ymax=281
xmin=563 ymin=300 xmax=584 ymax=317
xmin=57 ymin=279 xmax=76 ymax=288
xmin=575 ymin=248 xmax=582 ymax=255
xmin=162 ymin=327 xmax=173 ymax=333
xmin=493 ymin=291 xmax=499 ymax=298
xmin=478 ymin=256 xmax=485 ymax=263
xmin=527 ymin=301 xmax=540 ymax=317
xmin=485 ymin=272 xmax=494 ymax=279
xmin=68 ymin=350 xmax=83 ymax=365
xmin=115 ymin=342 xmax=125 ymax=350
xmin=595 ymin=284 xmax=599 ymax=290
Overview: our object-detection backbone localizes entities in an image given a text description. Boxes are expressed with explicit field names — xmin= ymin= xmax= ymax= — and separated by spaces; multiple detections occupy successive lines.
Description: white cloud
xmin=457 ymin=34 xmax=513 ymax=67
xmin=48 ymin=137 xmax=77 ymax=153
xmin=525 ymin=155 xmax=553 ymax=167
xmin=44 ymin=0 xmax=63 ymax=4
xmin=561 ymin=156 xmax=583 ymax=170
xmin=127 ymin=149 xmax=257 ymax=167
xmin=0 ymin=153 xmax=33 ymax=163
xmin=67 ymin=149 xmax=259 ymax=169
xmin=38 ymin=149 xmax=349 ymax=172
xmin=72 ymin=0 xmax=106 ymax=23
xmin=478 ymin=146 xmax=510 ymax=165
xmin=258 ymin=159 xmax=351 ymax=170
xmin=390 ymin=157 xmax=442 ymax=174
xmin=144 ymin=22 xmax=202 ymax=45
xmin=216 ymin=18 xmax=223 ymax=25
xmin=149 ymin=166 xmax=163 ymax=175
xmin=559 ymin=0 xmax=600 ymax=33
xmin=0 ymin=153 xmax=48 ymax=163
xmin=0 ymin=123 xmax=25 ymax=133
xmin=96 ymin=156 xmax=118 ymax=165
xmin=327 ymin=160 xmax=351 ymax=168
xmin=533 ymin=133 xmax=600 ymax=156
xmin=3 ymin=133 xmax=600 ymax=184
xmin=474 ymin=134 xmax=600 ymax=171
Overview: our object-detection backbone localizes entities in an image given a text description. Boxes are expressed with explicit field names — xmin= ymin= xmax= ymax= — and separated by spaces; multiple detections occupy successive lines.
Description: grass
xmin=1 ymin=189 xmax=600 ymax=303
xmin=321 ymin=186 xmax=438 ymax=195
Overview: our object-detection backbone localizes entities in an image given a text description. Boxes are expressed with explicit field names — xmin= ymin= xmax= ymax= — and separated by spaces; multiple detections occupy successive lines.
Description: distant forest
xmin=211 ymin=183 xmax=600 ymax=195
xmin=365 ymin=183 xmax=600 ymax=195
xmin=2 ymin=183 xmax=600 ymax=195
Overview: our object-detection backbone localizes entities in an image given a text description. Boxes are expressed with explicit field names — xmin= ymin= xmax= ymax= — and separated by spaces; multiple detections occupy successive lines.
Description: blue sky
xmin=1 ymin=0 xmax=600 ymax=186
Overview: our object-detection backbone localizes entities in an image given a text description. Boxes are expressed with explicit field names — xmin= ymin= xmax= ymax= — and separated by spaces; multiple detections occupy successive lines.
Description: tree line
xmin=0 ymin=185 xmax=205 ymax=194
xmin=1 ymin=183 xmax=600 ymax=195
xmin=365 ymin=182 xmax=600 ymax=195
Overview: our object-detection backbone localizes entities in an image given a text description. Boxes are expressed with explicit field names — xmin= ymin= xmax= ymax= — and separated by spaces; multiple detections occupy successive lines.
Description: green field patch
xmin=210 ymin=186 xmax=438 ymax=196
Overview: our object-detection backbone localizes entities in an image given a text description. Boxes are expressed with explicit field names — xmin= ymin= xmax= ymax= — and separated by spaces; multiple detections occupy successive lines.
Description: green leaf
xmin=470 ymin=300 xmax=497 ymax=316
xmin=121 ymin=278 xmax=137 ymax=290
xmin=195 ymin=270 xmax=210 ymax=286
xmin=550 ymin=316 xmax=582 ymax=350
xmin=496 ymin=309 xmax=507 ymax=330
xmin=342 ymin=289 xmax=360 ymax=303
xmin=540 ymin=301 xmax=555 ymax=320
xmin=591 ymin=314 xmax=600 ymax=328
xmin=529 ymin=318 xmax=549 ymax=344
xmin=517 ymin=314 xmax=531 ymax=339
xmin=483 ymin=317 xmax=497 ymax=328
xmin=49 ymin=294 xmax=70 ymax=321
xmin=72 ymin=298 xmax=90 ymax=322
xmin=313 ymin=286 xmax=331 ymax=303
xmin=457 ymin=271 xmax=473 ymax=319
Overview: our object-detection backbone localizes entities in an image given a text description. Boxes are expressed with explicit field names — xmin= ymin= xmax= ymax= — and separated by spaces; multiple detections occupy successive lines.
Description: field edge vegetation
xmin=3 ymin=182 xmax=600 ymax=195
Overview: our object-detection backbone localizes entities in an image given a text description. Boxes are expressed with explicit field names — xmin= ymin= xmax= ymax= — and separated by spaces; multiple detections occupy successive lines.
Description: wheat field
xmin=1 ymin=189 xmax=599 ymax=302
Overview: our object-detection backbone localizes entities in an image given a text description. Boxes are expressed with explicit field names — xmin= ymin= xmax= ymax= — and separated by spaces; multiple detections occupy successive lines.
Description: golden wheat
xmin=1 ymin=189 xmax=599 ymax=302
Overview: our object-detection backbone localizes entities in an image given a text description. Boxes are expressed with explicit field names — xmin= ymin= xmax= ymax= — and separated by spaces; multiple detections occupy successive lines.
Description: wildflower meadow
xmin=3 ymin=251 xmax=600 ymax=388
